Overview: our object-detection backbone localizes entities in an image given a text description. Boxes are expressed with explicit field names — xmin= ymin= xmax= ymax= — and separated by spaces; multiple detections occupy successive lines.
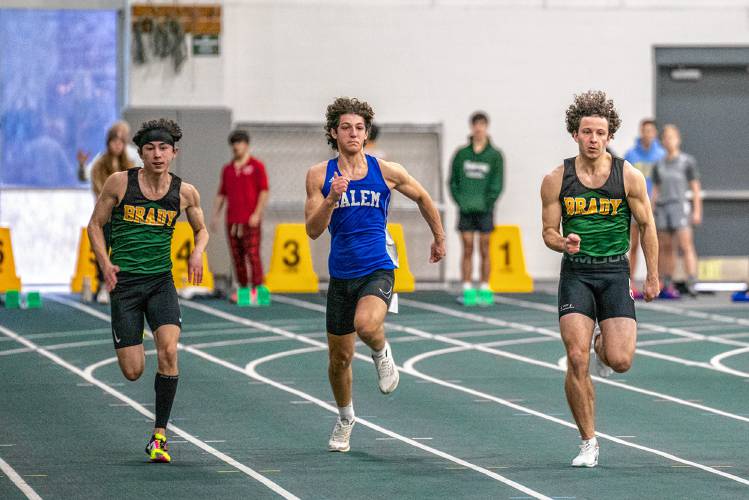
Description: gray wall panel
xmin=123 ymin=107 xmax=233 ymax=280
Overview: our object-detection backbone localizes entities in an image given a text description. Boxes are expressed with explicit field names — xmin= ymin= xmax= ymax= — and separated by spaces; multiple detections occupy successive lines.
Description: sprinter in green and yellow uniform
xmin=88 ymin=118 xmax=208 ymax=463
xmin=540 ymin=91 xmax=658 ymax=469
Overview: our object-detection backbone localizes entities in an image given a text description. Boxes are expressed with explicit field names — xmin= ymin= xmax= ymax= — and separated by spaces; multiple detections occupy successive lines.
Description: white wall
xmin=130 ymin=1 xmax=749 ymax=281
xmin=0 ymin=190 xmax=93 ymax=285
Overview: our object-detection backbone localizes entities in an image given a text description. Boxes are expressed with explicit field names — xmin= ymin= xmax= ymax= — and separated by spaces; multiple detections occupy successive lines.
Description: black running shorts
xmin=326 ymin=269 xmax=395 ymax=335
xmin=457 ymin=211 xmax=494 ymax=233
xmin=557 ymin=254 xmax=636 ymax=322
xmin=110 ymin=271 xmax=182 ymax=349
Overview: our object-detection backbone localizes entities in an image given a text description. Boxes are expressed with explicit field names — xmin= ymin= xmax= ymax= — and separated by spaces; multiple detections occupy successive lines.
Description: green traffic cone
xmin=26 ymin=291 xmax=42 ymax=309
xmin=4 ymin=290 xmax=20 ymax=309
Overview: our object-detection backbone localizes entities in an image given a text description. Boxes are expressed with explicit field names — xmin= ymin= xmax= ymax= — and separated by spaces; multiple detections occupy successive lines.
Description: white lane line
xmin=240 ymin=346 xmax=553 ymax=500
xmin=493 ymin=295 xmax=749 ymax=349
xmin=0 ymin=456 xmax=42 ymax=500
xmin=22 ymin=328 xmax=111 ymax=340
xmin=710 ymin=347 xmax=749 ymax=378
xmin=402 ymin=297 xmax=749 ymax=378
xmin=637 ymin=338 xmax=700 ymax=347
xmin=3 ymin=317 xmax=299 ymax=500
xmin=188 ymin=336 xmax=291 ymax=349
xmin=45 ymin=339 xmax=111 ymax=350
xmin=388 ymin=336 xmax=427 ymax=344
xmin=0 ymin=339 xmax=113 ymax=357
xmin=0 ymin=347 xmax=33 ymax=356
xmin=719 ymin=332 xmax=749 ymax=339
xmin=52 ymin=295 xmax=553 ymax=499
xmin=276 ymin=295 xmax=749 ymax=425
xmin=76 ymin=358 xmax=297 ymax=500
xmin=556 ymin=356 xmax=567 ymax=370
xmin=181 ymin=299 xmax=749 ymax=488
xmin=633 ymin=301 xmax=749 ymax=328
xmin=401 ymin=346 xmax=749 ymax=487
xmin=442 ymin=328 xmax=521 ymax=339
xmin=188 ymin=333 xmax=554 ymax=499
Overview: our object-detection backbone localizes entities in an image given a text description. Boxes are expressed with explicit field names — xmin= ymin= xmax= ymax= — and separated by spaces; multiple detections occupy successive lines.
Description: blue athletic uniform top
xmin=321 ymin=154 xmax=397 ymax=279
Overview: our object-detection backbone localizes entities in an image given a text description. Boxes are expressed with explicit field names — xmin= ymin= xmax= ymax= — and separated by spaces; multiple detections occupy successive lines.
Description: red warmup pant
xmin=227 ymin=223 xmax=263 ymax=287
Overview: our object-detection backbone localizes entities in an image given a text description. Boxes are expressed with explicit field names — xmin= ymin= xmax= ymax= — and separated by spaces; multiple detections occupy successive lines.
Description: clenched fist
xmin=328 ymin=171 xmax=350 ymax=202
xmin=565 ymin=233 xmax=581 ymax=254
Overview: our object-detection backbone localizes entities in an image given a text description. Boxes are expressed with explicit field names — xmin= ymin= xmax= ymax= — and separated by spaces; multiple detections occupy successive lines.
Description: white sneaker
xmin=328 ymin=417 xmax=355 ymax=452
xmin=571 ymin=439 xmax=599 ymax=467
xmin=590 ymin=326 xmax=613 ymax=378
xmin=372 ymin=342 xmax=399 ymax=394
xmin=96 ymin=288 xmax=110 ymax=304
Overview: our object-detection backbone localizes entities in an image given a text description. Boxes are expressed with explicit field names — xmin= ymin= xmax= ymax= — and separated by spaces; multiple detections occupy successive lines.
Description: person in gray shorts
xmin=652 ymin=124 xmax=702 ymax=297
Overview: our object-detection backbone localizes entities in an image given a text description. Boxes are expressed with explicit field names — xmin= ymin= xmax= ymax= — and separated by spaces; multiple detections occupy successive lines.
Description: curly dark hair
xmin=133 ymin=118 xmax=183 ymax=148
xmin=565 ymin=90 xmax=621 ymax=137
xmin=324 ymin=97 xmax=374 ymax=150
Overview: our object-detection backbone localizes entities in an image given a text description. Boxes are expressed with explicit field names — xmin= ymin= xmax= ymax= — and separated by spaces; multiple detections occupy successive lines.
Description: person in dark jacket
xmin=449 ymin=111 xmax=504 ymax=305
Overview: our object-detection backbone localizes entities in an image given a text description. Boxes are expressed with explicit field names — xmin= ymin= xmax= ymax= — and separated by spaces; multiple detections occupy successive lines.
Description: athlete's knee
xmin=121 ymin=364 xmax=144 ymax=381
xmin=329 ymin=349 xmax=353 ymax=372
xmin=354 ymin=313 xmax=382 ymax=338
xmin=606 ymin=353 xmax=632 ymax=373
xmin=566 ymin=348 xmax=590 ymax=376
xmin=157 ymin=343 xmax=179 ymax=368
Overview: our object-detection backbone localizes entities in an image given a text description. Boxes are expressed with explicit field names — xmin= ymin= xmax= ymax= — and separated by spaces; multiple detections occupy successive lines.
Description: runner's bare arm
xmin=541 ymin=166 xmax=581 ymax=255
xmin=625 ymin=163 xmax=659 ymax=301
xmin=541 ymin=166 xmax=566 ymax=252
xmin=183 ymin=182 xmax=209 ymax=285
xmin=381 ymin=160 xmax=445 ymax=263
xmin=305 ymin=162 xmax=344 ymax=239
xmin=88 ymin=171 xmax=127 ymax=290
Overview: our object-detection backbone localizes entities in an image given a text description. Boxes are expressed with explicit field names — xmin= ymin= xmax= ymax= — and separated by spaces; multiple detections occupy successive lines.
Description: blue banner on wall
xmin=0 ymin=9 xmax=118 ymax=188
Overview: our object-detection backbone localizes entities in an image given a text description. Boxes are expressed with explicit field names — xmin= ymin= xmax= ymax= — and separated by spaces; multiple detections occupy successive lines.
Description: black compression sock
xmin=154 ymin=373 xmax=179 ymax=429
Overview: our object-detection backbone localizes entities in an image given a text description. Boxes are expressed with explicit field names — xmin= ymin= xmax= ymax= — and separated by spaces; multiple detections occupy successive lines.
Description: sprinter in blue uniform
xmin=305 ymin=97 xmax=446 ymax=452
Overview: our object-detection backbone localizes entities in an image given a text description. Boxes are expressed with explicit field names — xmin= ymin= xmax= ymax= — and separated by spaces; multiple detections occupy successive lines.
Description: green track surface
xmin=1 ymin=292 xmax=748 ymax=499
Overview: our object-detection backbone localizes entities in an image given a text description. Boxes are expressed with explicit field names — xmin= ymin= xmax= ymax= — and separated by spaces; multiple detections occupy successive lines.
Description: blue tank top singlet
xmin=321 ymin=154 xmax=397 ymax=279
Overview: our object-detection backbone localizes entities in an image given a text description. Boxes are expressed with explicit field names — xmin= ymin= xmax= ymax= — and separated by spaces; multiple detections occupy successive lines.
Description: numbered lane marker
xmin=386 ymin=223 xmax=415 ymax=293
xmin=171 ymin=222 xmax=215 ymax=292
xmin=0 ymin=227 xmax=22 ymax=292
xmin=70 ymin=228 xmax=98 ymax=293
xmin=265 ymin=224 xmax=318 ymax=293
xmin=488 ymin=225 xmax=533 ymax=293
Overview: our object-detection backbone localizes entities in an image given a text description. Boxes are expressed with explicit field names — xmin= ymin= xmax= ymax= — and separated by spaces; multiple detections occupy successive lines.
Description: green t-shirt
xmin=449 ymin=139 xmax=504 ymax=213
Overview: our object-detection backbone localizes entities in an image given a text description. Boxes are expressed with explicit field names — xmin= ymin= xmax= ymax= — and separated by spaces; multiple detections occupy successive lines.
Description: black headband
xmin=136 ymin=128 xmax=176 ymax=148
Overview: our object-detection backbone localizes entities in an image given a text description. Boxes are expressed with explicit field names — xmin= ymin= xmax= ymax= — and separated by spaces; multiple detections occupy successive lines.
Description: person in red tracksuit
xmin=210 ymin=130 xmax=269 ymax=299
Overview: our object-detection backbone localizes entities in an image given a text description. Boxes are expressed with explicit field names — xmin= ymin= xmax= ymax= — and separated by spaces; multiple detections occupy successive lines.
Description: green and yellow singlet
xmin=559 ymin=156 xmax=630 ymax=257
xmin=110 ymin=168 xmax=181 ymax=274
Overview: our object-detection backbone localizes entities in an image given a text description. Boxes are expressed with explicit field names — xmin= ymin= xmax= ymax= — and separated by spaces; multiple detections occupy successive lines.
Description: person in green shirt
xmin=449 ymin=112 xmax=504 ymax=305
